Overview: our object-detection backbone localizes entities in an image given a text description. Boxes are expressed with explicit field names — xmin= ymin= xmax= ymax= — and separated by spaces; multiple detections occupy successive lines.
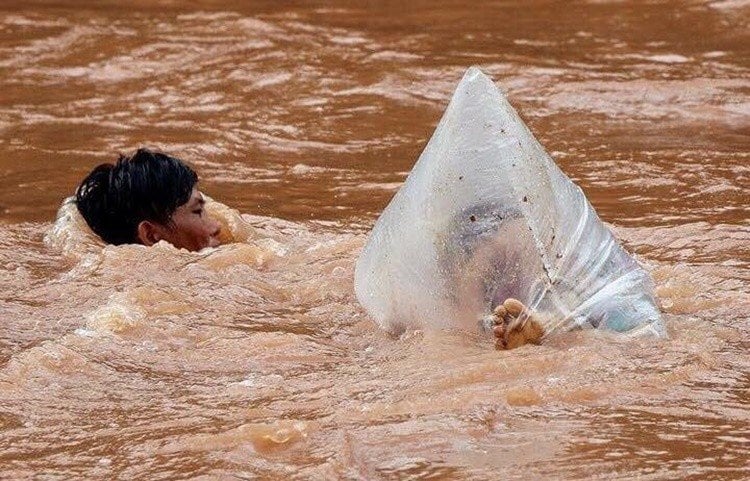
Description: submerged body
xmin=355 ymin=68 xmax=665 ymax=340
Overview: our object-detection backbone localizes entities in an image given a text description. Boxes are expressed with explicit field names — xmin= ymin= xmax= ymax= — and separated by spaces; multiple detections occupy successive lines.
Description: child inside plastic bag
xmin=355 ymin=67 xmax=666 ymax=349
xmin=444 ymin=203 xmax=549 ymax=349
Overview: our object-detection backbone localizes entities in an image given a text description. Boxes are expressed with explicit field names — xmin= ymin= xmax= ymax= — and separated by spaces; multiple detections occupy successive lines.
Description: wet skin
xmin=138 ymin=188 xmax=221 ymax=252
xmin=493 ymin=298 xmax=545 ymax=350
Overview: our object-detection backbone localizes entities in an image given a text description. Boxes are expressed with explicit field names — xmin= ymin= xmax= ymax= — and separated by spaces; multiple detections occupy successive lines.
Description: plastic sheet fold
xmin=355 ymin=67 xmax=665 ymax=338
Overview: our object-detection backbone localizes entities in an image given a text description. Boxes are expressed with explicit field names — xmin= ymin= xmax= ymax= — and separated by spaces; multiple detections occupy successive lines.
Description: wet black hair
xmin=75 ymin=148 xmax=198 ymax=245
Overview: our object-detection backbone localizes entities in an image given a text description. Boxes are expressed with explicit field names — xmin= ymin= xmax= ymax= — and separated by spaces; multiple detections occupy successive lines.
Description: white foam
xmin=645 ymin=54 xmax=691 ymax=64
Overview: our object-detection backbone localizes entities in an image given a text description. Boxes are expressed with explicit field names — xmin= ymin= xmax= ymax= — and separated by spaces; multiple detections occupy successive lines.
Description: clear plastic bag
xmin=355 ymin=67 xmax=665 ymax=339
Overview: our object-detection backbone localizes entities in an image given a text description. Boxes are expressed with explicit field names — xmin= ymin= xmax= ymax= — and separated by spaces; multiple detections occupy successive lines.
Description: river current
xmin=0 ymin=1 xmax=748 ymax=479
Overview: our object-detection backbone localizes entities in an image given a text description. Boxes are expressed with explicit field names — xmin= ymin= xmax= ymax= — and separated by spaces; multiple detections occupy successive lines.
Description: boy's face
xmin=155 ymin=188 xmax=221 ymax=251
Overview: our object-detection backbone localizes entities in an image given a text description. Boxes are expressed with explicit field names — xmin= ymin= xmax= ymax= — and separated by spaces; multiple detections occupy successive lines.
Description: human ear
xmin=136 ymin=220 xmax=163 ymax=246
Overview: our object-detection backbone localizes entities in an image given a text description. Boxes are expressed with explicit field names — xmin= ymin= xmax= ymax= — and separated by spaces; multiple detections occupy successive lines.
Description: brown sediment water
xmin=0 ymin=1 xmax=748 ymax=479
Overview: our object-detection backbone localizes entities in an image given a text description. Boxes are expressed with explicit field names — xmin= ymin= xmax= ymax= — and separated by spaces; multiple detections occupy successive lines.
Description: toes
xmin=493 ymin=324 xmax=505 ymax=338
xmin=503 ymin=298 xmax=525 ymax=317
xmin=506 ymin=315 xmax=526 ymax=333
xmin=492 ymin=305 xmax=507 ymax=319
xmin=493 ymin=298 xmax=544 ymax=351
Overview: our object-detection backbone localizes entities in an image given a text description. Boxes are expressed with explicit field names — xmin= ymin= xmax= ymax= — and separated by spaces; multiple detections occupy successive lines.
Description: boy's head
xmin=75 ymin=148 xmax=221 ymax=251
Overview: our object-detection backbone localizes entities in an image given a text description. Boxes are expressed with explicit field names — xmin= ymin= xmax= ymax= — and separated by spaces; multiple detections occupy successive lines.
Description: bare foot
xmin=492 ymin=298 xmax=545 ymax=350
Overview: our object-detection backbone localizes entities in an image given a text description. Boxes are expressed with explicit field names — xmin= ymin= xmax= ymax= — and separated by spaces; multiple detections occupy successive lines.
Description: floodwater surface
xmin=0 ymin=1 xmax=748 ymax=480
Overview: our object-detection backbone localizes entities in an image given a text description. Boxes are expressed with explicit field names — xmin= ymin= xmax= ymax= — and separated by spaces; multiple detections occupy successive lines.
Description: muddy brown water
xmin=0 ymin=1 xmax=748 ymax=480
